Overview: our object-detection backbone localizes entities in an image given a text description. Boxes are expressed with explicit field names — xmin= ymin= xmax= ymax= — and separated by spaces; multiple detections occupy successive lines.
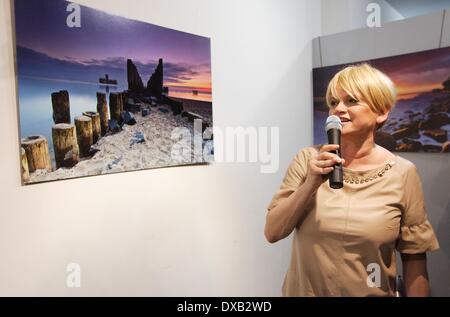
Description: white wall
xmin=314 ymin=10 xmax=450 ymax=296
xmin=0 ymin=0 xmax=321 ymax=296
xmin=321 ymin=0 xmax=450 ymax=36
xmin=321 ymin=0 xmax=404 ymax=36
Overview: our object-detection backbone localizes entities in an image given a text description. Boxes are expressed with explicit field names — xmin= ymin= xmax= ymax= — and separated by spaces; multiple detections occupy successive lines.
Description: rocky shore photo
xmin=14 ymin=0 xmax=213 ymax=185
xmin=313 ymin=46 xmax=450 ymax=153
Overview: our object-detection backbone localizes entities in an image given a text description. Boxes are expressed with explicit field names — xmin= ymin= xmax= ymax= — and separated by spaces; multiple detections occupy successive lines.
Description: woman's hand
xmin=304 ymin=144 xmax=345 ymax=189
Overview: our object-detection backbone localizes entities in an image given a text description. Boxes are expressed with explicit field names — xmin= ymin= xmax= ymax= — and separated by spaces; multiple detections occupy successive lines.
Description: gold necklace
xmin=343 ymin=161 xmax=396 ymax=184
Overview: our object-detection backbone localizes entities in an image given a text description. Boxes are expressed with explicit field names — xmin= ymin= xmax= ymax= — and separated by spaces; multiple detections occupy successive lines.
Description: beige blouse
xmin=267 ymin=145 xmax=439 ymax=297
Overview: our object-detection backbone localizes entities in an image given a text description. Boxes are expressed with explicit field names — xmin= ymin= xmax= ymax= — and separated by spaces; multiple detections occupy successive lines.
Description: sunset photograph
xmin=14 ymin=0 xmax=213 ymax=184
xmin=313 ymin=46 xmax=450 ymax=153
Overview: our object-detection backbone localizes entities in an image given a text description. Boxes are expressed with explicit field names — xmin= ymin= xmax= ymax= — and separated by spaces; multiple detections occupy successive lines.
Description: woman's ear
xmin=376 ymin=110 xmax=390 ymax=126
xmin=375 ymin=110 xmax=390 ymax=131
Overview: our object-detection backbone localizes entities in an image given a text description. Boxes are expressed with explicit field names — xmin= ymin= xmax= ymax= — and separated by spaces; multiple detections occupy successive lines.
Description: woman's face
xmin=328 ymin=89 xmax=388 ymax=138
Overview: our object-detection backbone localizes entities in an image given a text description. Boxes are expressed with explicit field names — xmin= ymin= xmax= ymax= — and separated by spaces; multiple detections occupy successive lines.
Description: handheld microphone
xmin=325 ymin=115 xmax=343 ymax=189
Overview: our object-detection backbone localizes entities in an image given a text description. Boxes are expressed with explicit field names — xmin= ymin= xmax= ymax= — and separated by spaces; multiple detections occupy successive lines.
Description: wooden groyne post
xmin=52 ymin=123 xmax=80 ymax=168
xmin=96 ymin=92 xmax=109 ymax=136
xmin=121 ymin=92 xmax=128 ymax=111
xmin=109 ymin=93 xmax=122 ymax=124
xmin=51 ymin=90 xmax=71 ymax=124
xmin=21 ymin=135 xmax=52 ymax=172
xmin=75 ymin=116 xmax=93 ymax=158
xmin=82 ymin=111 xmax=101 ymax=143
xmin=20 ymin=147 xmax=30 ymax=183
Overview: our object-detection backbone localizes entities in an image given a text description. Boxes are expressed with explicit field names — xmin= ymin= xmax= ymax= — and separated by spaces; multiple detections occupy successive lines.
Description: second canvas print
xmin=313 ymin=46 xmax=450 ymax=153
xmin=14 ymin=0 xmax=213 ymax=185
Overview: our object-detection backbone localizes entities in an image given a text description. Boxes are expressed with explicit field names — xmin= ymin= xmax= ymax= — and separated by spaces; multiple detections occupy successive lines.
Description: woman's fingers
xmin=315 ymin=159 xmax=337 ymax=168
xmin=320 ymin=166 xmax=334 ymax=174
xmin=317 ymin=151 xmax=343 ymax=163
xmin=311 ymin=158 xmax=334 ymax=174
xmin=309 ymin=144 xmax=346 ymax=178
xmin=319 ymin=144 xmax=340 ymax=153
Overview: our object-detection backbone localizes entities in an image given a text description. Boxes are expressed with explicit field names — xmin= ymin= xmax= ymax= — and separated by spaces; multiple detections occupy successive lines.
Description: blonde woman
xmin=265 ymin=63 xmax=439 ymax=297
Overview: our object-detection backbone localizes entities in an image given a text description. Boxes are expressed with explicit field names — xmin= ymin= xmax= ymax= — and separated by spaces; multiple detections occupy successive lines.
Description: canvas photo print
xmin=313 ymin=46 xmax=450 ymax=153
xmin=14 ymin=0 xmax=213 ymax=185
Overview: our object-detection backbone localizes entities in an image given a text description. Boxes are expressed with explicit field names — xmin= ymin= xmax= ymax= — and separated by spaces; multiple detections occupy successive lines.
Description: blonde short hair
xmin=325 ymin=63 xmax=396 ymax=129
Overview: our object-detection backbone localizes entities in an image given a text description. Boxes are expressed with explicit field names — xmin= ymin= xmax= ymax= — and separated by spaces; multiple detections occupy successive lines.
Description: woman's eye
xmin=330 ymin=100 xmax=338 ymax=106
xmin=349 ymin=98 xmax=358 ymax=104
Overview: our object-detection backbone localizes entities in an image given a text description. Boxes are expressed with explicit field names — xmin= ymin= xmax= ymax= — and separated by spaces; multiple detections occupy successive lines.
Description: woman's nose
xmin=331 ymin=101 xmax=347 ymax=115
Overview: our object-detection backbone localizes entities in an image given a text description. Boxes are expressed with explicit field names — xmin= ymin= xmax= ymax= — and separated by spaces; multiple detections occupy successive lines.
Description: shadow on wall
xmin=432 ymin=199 xmax=450 ymax=296
xmin=436 ymin=200 xmax=450 ymax=254
xmin=427 ymin=161 xmax=450 ymax=296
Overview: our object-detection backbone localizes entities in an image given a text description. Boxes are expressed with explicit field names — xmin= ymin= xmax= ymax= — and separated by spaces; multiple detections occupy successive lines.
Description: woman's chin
xmin=340 ymin=125 xmax=358 ymax=136
xmin=341 ymin=123 xmax=351 ymax=132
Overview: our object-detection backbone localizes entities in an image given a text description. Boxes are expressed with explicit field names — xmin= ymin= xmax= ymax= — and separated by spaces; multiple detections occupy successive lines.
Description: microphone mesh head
xmin=325 ymin=115 xmax=342 ymax=132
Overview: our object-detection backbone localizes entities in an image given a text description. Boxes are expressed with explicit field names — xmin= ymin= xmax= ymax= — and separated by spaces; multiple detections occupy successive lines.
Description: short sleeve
xmin=396 ymin=163 xmax=439 ymax=254
xmin=267 ymin=147 xmax=312 ymax=212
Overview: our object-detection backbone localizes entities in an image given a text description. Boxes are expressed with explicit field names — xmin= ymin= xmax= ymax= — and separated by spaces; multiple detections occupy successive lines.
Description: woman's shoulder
xmin=393 ymin=155 xmax=416 ymax=168
xmin=292 ymin=144 xmax=322 ymax=161
xmin=295 ymin=144 xmax=323 ymax=155
xmin=391 ymin=153 xmax=420 ymax=180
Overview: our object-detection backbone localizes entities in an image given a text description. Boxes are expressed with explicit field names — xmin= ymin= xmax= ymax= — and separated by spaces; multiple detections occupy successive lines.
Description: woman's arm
xmin=264 ymin=144 xmax=343 ymax=243
xmin=401 ymin=253 xmax=430 ymax=297
xmin=264 ymin=179 xmax=318 ymax=243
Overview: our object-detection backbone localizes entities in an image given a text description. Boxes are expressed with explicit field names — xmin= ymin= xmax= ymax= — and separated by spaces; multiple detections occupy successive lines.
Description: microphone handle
xmin=327 ymin=129 xmax=343 ymax=189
